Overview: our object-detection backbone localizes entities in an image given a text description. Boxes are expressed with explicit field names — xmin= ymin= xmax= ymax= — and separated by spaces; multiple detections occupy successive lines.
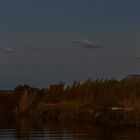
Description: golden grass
xmin=14 ymin=78 xmax=140 ymax=126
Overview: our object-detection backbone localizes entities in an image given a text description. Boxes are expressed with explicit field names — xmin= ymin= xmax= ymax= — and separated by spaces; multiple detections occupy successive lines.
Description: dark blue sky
xmin=0 ymin=0 xmax=140 ymax=89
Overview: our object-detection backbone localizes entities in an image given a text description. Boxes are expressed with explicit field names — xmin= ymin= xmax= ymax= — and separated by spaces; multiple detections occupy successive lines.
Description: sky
xmin=0 ymin=0 xmax=140 ymax=89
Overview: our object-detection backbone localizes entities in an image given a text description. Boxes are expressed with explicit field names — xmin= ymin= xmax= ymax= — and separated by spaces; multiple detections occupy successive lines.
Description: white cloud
xmin=72 ymin=39 xmax=101 ymax=49
xmin=0 ymin=47 xmax=14 ymax=54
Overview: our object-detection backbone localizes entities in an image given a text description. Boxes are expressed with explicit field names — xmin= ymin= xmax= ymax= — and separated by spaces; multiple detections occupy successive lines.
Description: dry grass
xmin=13 ymin=78 xmax=140 ymax=126
xmin=18 ymin=90 xmax=33 ymax=115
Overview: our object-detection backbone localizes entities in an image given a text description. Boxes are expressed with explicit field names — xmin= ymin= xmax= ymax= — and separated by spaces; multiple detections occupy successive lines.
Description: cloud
xmin=72 ymin=39 xmax=101 ymax=49
xmin=25 ymin=44 xmax=48 ymax=51
xmin=0 ymin=47 xmax=14 ymax=54
xmin=133 ymin=56 xmax=140 ymax=60
xmin=0 ymin=61 xmax=16 ymax=67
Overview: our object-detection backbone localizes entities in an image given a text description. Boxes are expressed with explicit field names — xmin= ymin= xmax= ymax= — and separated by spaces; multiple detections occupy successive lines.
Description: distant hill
xmin=0 ymin=90 xmax=13 ymax=94
xmin=124 ymin=74 xmax=140 ymax=79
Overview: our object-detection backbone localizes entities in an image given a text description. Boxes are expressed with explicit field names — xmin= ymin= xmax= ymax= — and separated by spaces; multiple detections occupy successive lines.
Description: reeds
xmin=14 ymin=78 xmax=140 ymax=126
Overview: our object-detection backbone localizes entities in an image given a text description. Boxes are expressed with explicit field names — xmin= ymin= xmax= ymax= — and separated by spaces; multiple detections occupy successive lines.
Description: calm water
xmin=1 ymin=115 xmax=140 ymax=140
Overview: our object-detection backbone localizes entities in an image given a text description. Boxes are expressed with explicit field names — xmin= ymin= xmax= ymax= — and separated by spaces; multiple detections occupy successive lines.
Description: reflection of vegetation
xmin=2 ymin=78 xmax=140 ymax=126
xmin=15 ymin=117 xmax=116 ymax=140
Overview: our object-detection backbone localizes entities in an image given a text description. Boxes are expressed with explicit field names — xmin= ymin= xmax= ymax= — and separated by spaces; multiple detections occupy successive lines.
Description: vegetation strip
xmin=1 ymin=77 xmax=140 ymax=126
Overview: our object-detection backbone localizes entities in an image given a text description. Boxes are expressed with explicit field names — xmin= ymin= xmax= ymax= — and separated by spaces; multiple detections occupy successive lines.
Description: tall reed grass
xmin=14 ymin=78 xmax=140 ymax=126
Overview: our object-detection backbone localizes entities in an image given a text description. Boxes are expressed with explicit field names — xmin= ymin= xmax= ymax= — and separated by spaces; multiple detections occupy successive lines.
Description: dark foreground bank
xmin=1 ymin=77 xmax=140 ymax=127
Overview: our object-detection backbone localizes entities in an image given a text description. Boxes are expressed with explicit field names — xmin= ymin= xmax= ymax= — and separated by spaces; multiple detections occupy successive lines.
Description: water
xmin=0 ymin=129 xmax=85 ymax=140
xmin=1 ymin=115 xmax=140 ymax=140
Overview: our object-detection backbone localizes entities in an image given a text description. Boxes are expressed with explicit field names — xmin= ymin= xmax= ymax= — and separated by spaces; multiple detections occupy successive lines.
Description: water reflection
xmin=0 ymin=115 xmax=140 ymax=140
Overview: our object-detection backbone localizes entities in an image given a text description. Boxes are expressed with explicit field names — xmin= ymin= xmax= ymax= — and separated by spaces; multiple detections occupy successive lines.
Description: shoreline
xmin=1 ymin=78 xmax=140 ymax=127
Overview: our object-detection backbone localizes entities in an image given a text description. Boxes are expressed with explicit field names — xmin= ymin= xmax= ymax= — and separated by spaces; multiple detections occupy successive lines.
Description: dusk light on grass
xmin=1 ymin=1 xmax=140 ymax=139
